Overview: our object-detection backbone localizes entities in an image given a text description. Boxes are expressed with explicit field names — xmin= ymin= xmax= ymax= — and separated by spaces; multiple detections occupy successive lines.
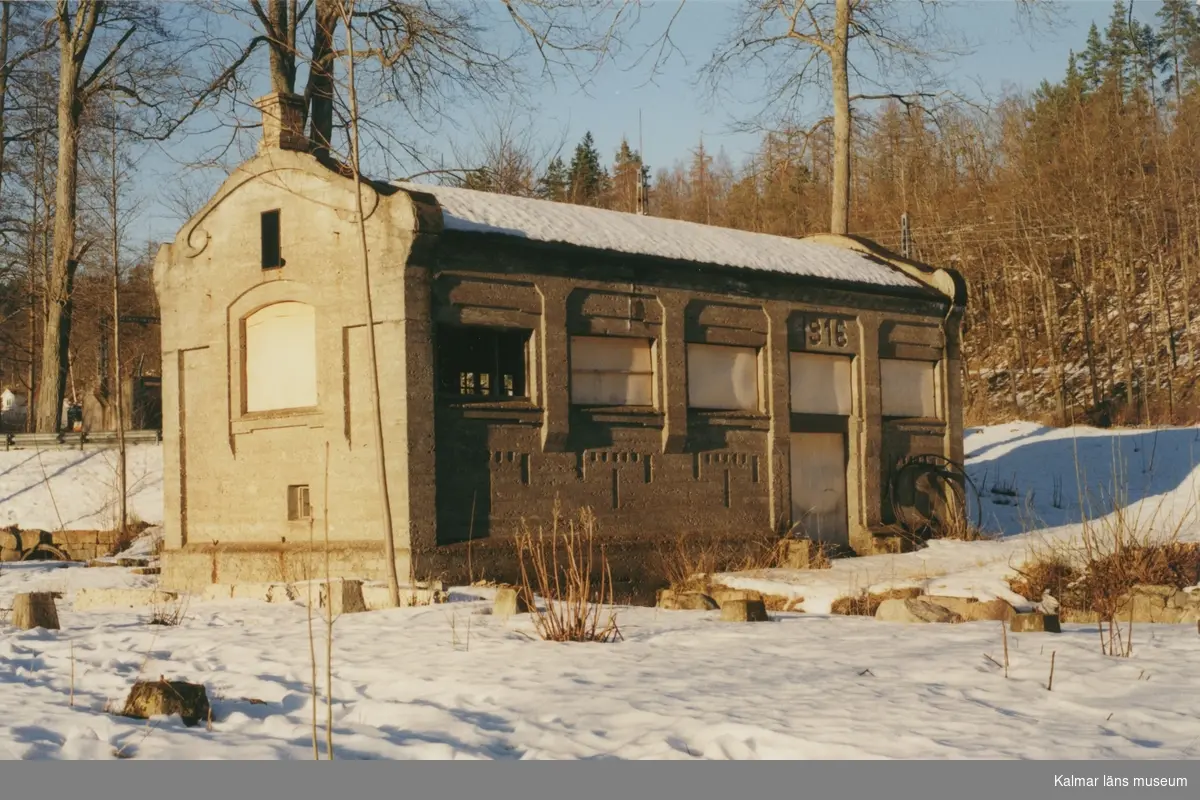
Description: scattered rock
xmin=719 ymin=598 xmax=769 ymax=622
xmin=131 ymin=566 xmax=161 ymax=576
xmin=121 ymin=678 xmax=210 ymax=728
xmin=74 ymin=587 xmax=178 ymax=611
xmin=657 ymin=589 xmax=719 ymax=610
xmin=923 ymin=596 xmax=1015 ymax=622
xmin=1010 ymin=612 xmax=1061 ymax=633
xmin=875 ymin=597 xmax=964 ymax=624
xmin=493 ymin=585 xmax=531 ymax=618
xmin=12 ymin=592 xmax=60 ymax=630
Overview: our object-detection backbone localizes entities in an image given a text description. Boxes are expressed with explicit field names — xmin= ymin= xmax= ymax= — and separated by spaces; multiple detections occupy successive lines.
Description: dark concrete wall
xmin=413 ymin=233 xmax=963 ymax=560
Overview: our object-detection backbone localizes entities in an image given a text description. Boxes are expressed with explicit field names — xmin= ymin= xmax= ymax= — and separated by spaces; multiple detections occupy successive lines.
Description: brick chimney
xmin=255 ymin=92 xmax=308 ymax=152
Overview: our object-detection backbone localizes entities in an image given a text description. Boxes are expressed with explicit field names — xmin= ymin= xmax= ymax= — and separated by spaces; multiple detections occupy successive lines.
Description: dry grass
xmin=147 ymin=593 xmax=188 ymax=627
xmin=516 ymin=504 xmax=623 ymax=643
xmin=1009 ymin=491 xmax=1200 ymax=656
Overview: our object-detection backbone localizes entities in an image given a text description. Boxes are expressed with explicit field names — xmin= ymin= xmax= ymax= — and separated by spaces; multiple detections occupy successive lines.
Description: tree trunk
xmin=36 ymin=18 xmax=86 ymax=433
xmin=829 ymin=0 xmax=851 ymax=235
xmin=13 ymin=592 xmax=61 ymax=631
xmin=306 ymin=0 xmax=337 ymax=153
xmin=267 ymin=0 xmax=296 ymax=93
xmin=0 ymin=1 xmax=9 ymax=201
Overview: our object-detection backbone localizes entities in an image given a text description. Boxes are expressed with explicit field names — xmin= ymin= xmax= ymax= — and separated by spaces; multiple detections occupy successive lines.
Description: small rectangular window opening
xmin=287 ymin=484 xmax=311 ymax=520
xmin=436 ymin=325 xmax=530 ymax=400
xmin=261 ymin=209 xmax=283 ymax=269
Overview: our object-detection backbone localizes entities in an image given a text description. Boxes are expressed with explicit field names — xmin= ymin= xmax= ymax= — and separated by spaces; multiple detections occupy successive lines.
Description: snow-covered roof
xmin=392 ymin=182 xmax=924 ymax=291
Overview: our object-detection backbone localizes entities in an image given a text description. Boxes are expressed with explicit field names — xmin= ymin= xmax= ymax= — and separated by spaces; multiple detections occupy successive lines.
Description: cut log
xmin=12 ymin=592 xmax=61 ymax=630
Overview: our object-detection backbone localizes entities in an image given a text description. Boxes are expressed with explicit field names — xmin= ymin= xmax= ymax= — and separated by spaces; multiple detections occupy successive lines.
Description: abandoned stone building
xmin=154 ymin=92 xmax=966 ymax=592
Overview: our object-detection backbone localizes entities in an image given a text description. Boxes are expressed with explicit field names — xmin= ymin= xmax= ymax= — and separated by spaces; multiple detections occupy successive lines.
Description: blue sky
xmin=135 ymin=1 xmax=1160 ymax=245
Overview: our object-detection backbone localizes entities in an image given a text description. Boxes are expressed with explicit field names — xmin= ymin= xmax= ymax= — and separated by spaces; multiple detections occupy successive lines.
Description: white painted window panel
xmin=687 ymin=343 xmax=759 ymax=411
xmin=570 ymin=337 xmax=654 ymax=406
xmin=790 ymin=432 xmax=849 ymax=547
xmin=245 ymin=301 xmax=318 ymax=413
xmin=880 ymin=358 xmax=938 ymax=418
xmin=790 ymin=352 xmax=852 ymax=415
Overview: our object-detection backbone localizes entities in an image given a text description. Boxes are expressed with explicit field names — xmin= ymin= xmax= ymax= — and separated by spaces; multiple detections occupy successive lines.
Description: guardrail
xmin=2 ymin=429 xmax=162 ymax=451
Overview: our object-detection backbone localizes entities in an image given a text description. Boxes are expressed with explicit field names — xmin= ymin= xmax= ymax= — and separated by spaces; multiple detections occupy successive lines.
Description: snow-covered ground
xmin=0 ymin=445 xmax=163 ymax=531
xmin=1 ymin=425 xmax=1199 ymax=760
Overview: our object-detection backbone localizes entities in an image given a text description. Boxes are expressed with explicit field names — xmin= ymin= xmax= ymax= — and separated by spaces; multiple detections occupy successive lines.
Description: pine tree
xmin=1157 ymin=0 xmax=1200 ymax=103
xmin=537 ymin=156 xmax=568 ymax=202
xmin=567 ymin=131 xmax=607 ymax=206
xmin=1080 ymin=22 xmax=1107 ymax=91
xmin=1102 ymin=0 xmax=1138 ymax=98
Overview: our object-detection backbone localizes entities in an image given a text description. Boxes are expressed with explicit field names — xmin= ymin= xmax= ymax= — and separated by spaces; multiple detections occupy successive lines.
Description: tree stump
xmin=12 ymin=592 xmax=61 ymax=630
xmin=121 ymin=678 xmax=211 ymax=727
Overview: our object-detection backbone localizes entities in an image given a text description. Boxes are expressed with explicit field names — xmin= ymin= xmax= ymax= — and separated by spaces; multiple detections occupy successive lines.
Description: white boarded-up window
xmin=245 ymin=301 xmax=318 ymax=413
xmin=790 ymin=432 xmax=849 ymax=547
xmin=791 ymin=352 xmax=852 ymax=415
xmin=687 ymin=343 xmax=759 ymax=411
xmin=570 ymin=336 xmax=654 ymax=406
xmin=881 ymin=358 xmax=938 ymax=418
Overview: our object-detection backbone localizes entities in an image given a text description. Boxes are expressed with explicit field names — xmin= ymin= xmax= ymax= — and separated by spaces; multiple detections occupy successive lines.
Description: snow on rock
xmin=0 ymin=445 xmax=163 ymax=532
xmin=393 ymin=181 xmax=923 ymax=289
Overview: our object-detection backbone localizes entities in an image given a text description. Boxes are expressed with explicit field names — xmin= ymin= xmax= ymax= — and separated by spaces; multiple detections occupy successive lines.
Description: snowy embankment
xmin=717 ymin=423 xmax=1200 ymax=612
xmin=0 ymin=445 xmax=163 ymax=531
xmin=1 ymin=425 xmax=1199 ymax=760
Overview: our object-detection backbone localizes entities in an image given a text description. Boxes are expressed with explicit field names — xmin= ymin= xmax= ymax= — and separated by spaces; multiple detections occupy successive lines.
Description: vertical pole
xmin=340 ymin=0 xmax=401 ymax=607
xmin=110 ymin=95 xmax=127 ymax=536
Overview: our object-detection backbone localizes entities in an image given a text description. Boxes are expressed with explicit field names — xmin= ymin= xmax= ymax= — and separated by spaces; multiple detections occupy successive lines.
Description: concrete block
xmin=781 ymin=539 xmax=811 ymax=570
xmin=710 ymin=587 xmax=763 ymax=607
xmin=493 ymin=585 xmax=530 ymax=618
xmin=720 ymin=598 xmax=768 ymax=622
xmin=876 ymin=597 xmax=964 ymax=624
xmin=73 ymin=587 xmax=179 ymax=611
xmin=1010 ymin=612 xmax=1061 ymax=633
xmin=201 ymin=584 xmax=235 ymax=601
xmin=924 ymin=596 xmax=1014 ymax=622
xmin=361 ymin=583 xmax=445 ymax=610
xmin=319 ymin=579 xmax=366 ymax=615
xmin=657 ymin=589 xmax=719 ymax=610
xmin=231 ymin=582 xmax=297 ymax=604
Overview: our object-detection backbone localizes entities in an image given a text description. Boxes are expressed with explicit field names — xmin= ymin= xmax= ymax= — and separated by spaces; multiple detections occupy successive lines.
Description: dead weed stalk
xmin=516 ymin=504 xmax=622 ymax=643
